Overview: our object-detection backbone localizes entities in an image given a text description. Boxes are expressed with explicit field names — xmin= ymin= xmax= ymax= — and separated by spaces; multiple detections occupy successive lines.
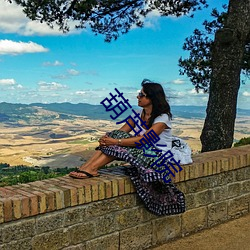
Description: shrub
xmin=0 ymin=165 xmax=78 ymax=187
xmin=234 ymin=137 xmax=250 ymax=147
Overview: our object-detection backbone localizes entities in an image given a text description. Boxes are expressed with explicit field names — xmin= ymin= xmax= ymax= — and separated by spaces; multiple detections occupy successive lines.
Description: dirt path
xmin=151 ymin=213 xmax=250 ymax=250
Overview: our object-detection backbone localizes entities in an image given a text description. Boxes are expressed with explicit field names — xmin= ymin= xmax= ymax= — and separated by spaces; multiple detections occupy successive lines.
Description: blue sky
xmin=0 ymin=0 xmax=249 ymax=108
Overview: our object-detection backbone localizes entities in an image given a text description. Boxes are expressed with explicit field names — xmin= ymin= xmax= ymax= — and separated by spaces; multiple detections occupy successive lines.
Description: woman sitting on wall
xmin=69 ymin=79 xmax=192 ymax=215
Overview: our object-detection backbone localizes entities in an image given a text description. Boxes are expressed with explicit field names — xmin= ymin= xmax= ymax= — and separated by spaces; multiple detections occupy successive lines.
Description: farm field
xmin=0 ymin=114 xmax=249 ymax=168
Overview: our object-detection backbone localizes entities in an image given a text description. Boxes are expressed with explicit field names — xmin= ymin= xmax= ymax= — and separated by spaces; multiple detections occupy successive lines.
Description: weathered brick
xmin=116 ymin=207 xmax=146 ymax=230
xmin=198 ymin=162 xmax=205 ymax=177
xmin=0 ymin=238 xmax=32 ymax=250
xmin=182 ymin=206 xmax=207 ymax=235
xmin=179 ymin=166 xmax=185 ymax=182
xmin=215 ymin=171 xmax=235 ymax=186
xmin=245 ymin=166 xmax=250 ymax=179
xmin=2 ymin=219 xmax=36 ymax=243
xmin=93 ymin=213 xmax=118 ymax=237
xmin=228 ymin=156 xmax=234 ymax=171
xmin=184 ymin=164 xmax=190 ymax=180
xmin=98 ymin=181 xmax=105 ymax=200
xmin=11 ymin=189 xmax=38 ymax=216
xmin=228 ymin=194 xmax=249 ymax=219
xmin=1 ymin=198 xmax=12 ymax=222
xmin=212 ymin=160 xmax=218 ymax=174
xmin=185 ymin=193 xmax=195 ymax=210
xmin=84 ymin=194 xmax=136 ymax=219
xmin=0 ymin=200 xmax=5 ymax=223
xmin=12 ymin=197 xmax=22 ymax=220
xmin=239 ymin=154 xmax=247 ymax=168
xmin=120 ymin=222 xmax=152 ymax=250
xmin=62 ymin=181 xmax=85 ymax=205
xmin=241 ymin=179 xmax=250 ymax=193
xmin=228 ymin=182 xmax=241 ymax=198
xmin=213 ymin=185 xmax=228 ymax=201
xmin=64 ymin=207 xmax=85 ymax=227
xmin=20 ymin=196 xmax=30 ymax=218
xmin=32 ymin=228 xmax=70 ymax=250
xmin=61 ymin=185 xmax=78 ymax=206
xmin=112 ymin=179 xmax=119 ymax=197
xmin=208 ymin=201 xmax=227 ymax=227
xmin=235 ymin=168 xmax=246 ymax=181
xmin=117 ymin=177 xmax=125 ymax=195
xmin=220 ymin=158 xmax=229 ymax=172
xmin=86 ymin=232 xmax=119 ymax=250
xmin=53 ymin=186 xmax=70 ymax=208
xmin=247 ymin=153 xmax=250 ymax=165
xmin=67 ymin=222 xmax=96 ymax=244
xmin=185 ymin=178 xmax=209 ymax=193
xmin=91 ymin=183 xmax=99 ymax=201
xmin=195 ymin=189 xmax=214 ymax=207
xmin=103 ymin=180 xmax=112 ymax=198
xmin=152 ymin=214 xmax=181 ymax=245
xmin=207 ymin=161 xmax=213 ymax=175
xmin=44 ymin=190 xmax=56 ymax=211
xmin=124 ymin=177 xmax=131 ymax=194
xmin=48 ymin=187 xmax=65 ymax=210
xmin=31 ymin=191 xmax=47 ymax=214
xmin=202 ymin=162 xmax=208 ymax=176
xmin=83 ymin=184 xmax=92 ymax=203
xmin=36 ymin=212 xmax=64 ymax=234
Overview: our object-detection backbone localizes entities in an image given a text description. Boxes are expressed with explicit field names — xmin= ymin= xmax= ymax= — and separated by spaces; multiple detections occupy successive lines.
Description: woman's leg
xmin=81 ymin=150 xmax=103 ymax=168
xmin=70 ymin=150 xmax=116 ymax=178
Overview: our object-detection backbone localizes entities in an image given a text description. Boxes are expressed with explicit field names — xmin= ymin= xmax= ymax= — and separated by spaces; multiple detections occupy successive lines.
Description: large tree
xmin=199 ymin=0 xmax=250 ymax=152
xmin=7 ymin=0 xmax=250 ymax=152
xmin=179 ymin=2 xmax=250 ymax=152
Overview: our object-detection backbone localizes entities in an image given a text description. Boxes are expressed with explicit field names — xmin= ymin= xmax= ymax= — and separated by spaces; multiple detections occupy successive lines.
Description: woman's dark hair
xmin=141 ymin=79 xmax=172 ymax=128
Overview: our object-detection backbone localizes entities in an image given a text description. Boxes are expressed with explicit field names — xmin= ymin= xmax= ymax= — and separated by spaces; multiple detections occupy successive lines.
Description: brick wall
xmin=0 ymin=145 xmax=249 ymax=250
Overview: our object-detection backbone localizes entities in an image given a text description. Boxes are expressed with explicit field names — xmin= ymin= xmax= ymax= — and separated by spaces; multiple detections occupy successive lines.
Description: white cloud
xmin=0 ymin=39 xmax=48 ymax=55
xmin=243 ymin=91 xmax=250 ymax=97
xmin=17 ymin=84 xmax=24 ymax=89
xmin=43 ymin=60 xmax=63 ymax=66
xmin=38 ymin=81 xmax=68 ymax=91
xmin=75 ymin=91 xmax=86 ymax=95
xmin=172 ymin=79 xmax=185 ymax=84
xmin=68 ymin=69 xmax=80 ymax=76
xmin=0 ymin=0 xmax=83 ymax=36
xmin=0 ymin=78 xmax=16 ymax=85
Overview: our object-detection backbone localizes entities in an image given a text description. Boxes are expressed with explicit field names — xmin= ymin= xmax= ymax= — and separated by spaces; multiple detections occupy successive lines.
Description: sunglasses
xmin=138 ymin=92 xmax=146 ymax=98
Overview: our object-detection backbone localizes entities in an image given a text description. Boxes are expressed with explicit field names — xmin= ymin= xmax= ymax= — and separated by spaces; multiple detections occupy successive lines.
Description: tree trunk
xmin=200 ymin=0 xmax=250 ymax=152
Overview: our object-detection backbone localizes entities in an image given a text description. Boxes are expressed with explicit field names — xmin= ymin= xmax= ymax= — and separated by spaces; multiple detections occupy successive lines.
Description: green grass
xmin=0 ymin=164 xmax=78 ymax=187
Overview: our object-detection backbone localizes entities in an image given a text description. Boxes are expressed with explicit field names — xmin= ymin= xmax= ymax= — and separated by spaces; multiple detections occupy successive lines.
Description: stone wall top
xmin=0 ymin=145 xmax=249 ymax=224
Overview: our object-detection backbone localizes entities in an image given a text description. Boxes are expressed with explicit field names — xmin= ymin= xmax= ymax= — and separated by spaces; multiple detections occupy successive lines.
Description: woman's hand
xmin=98 ymin=136 xmax=117 ymax=147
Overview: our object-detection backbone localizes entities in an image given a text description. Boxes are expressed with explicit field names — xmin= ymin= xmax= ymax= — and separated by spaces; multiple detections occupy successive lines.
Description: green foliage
xmin=0 ymin=164 xmax=78 ymax=187
xmin=234 ymin=137 xmax=250 ymax=147
xmin=8 ymin=0 xmax=208 ymax=42
xmin=179 ymin=5 xmax=250 ymax=92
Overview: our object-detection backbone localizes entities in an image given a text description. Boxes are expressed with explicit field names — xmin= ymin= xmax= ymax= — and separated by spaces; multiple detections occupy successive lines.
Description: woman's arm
xmin=100 ymin=122 xmax=167 ymax=147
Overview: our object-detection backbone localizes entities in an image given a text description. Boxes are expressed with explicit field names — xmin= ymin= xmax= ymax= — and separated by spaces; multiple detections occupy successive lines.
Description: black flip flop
xmin=69 ymin=169 xmax=100 ymax=179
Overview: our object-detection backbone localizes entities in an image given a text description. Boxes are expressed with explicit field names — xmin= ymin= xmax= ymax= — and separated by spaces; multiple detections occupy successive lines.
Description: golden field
xmin=0 ymin=115 xmax=249 ymax=167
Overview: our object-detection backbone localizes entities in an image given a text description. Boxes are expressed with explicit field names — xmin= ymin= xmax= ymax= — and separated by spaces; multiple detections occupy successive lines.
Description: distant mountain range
xmin=0 ymin=102 xmax=249 ymax=124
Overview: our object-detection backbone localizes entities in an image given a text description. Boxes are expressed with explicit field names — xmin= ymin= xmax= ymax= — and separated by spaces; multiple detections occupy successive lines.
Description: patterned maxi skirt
xmin=96 ymin=130 xmax=192 ymax=216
